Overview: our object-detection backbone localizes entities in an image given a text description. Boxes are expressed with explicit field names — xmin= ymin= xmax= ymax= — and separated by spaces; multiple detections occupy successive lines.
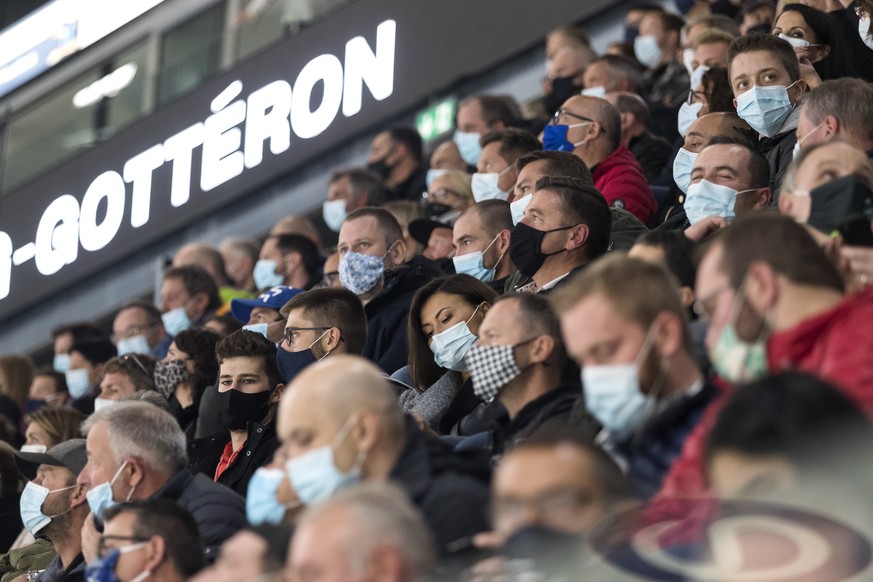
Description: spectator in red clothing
xmin=543 ymin=95 xmax=657 ymax=224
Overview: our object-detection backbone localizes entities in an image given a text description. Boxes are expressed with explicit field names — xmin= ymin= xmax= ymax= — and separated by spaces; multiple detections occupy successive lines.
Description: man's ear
xmin=619 ymin=112 xmax=635 ymax=132
xmin=653 ymin=311 xmax=684 ymax=359
xmin=324 ymin=327 xmax=342 ymax=352
xmin=528 ymin=335 xmax=555 ymax=365
xmin=144 ymin=535 xmax=166 ymax=572
xmin=567 ymin=224 xmax=590 ymax=251
xmin=70 ymin=482 xmax=89 ymax=509
xmin=754 ymin=188 xmax=772 ymax=210
xmin=354 ymin=411 xmax=382 ymax=453
xmin=389 ymin=239 xmax=407 ymax=267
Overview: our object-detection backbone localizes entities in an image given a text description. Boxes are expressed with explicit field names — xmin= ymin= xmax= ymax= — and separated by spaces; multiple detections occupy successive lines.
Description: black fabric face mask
xmin=509 ymin=222 xmax=574 ymax=278
xmin=424 ymin=202 xmax=452 ymax=219
xmin=367 ymin=157 xmax=392 ymax=179
xmin=218 ymin=388 xmax=272 ymax=431
xmin=543 ymin=75 xmax=582 ymax=117
xmin=807 ymin=174 xmax=873 ymax=247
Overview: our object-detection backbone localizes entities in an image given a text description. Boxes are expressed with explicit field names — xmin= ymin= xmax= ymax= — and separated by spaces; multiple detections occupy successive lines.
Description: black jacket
xmin=151 ymin=469 xmax=246 ymax=563
xmin=389 ymin=418 xmax=491 ymax=555
xmin=759 ymin=108 xmax=800 ymax=198
xmin=364 ymin=256 xmax=442 ymax=374
xmin=188 ymin=421 xmax=280 ymax=497
xmin=35 ymin=553 xmax=84 ymax=582
xmin=629 ymin=131 xmax=673 ymax=184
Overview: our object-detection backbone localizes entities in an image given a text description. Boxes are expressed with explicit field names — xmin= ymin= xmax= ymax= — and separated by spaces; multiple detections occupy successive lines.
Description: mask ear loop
xmin=629 ymin=322 xmax=667 ymax=446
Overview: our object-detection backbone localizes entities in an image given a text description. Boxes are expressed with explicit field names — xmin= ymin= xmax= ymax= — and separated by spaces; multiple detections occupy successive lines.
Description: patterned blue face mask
xmin=338 ymin=246 xmax=393 ymax=296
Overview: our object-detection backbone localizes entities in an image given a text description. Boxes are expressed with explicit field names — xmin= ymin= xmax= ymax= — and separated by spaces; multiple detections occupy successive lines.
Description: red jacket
xmin=591 ymin=145 xmax=657 ymax=224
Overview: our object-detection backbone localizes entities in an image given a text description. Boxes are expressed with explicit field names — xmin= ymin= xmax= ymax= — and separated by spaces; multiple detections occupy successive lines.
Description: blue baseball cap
xmin=230 ymin=286 xmax=304 ymax=323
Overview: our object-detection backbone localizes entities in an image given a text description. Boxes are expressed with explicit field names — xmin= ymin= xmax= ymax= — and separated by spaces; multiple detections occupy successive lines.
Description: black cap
xmin=15 ymin=438 xmax=87 ymax=481
xmin=409 ymin=218 xmax=454 ymax=247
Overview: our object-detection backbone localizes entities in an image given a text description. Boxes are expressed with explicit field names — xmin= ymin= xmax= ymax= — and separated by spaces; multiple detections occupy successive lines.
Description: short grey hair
xmin=802 ymin=79 xmax=873 ymax=146
xmin=298 ymin=482 xmax=436 ymax=579
xmin=82 ymin=401 xmax=187 ymax=476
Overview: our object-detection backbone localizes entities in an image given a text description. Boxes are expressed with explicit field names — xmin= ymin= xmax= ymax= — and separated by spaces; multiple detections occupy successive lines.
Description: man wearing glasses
xmin=544 ymin=95 xmax=657 ymax=224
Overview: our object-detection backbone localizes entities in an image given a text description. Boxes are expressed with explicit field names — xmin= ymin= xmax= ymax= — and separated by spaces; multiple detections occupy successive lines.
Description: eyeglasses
xmin=422 ymin=187 xmax=466 ymax=203
xmin=97 ymin=535 xmax=149 ymax=558
xmin=686 ymin=90 xmax=712 ymax=105
xmin=120 ymin=354 xmax=150 ymax=376
xmin=692 ymin=283 xmax=732 ymax=323
xmin=282 ymin=326 xmax=332 ymax=347
xmin=550 ymin=109 xmax=595 ymax=127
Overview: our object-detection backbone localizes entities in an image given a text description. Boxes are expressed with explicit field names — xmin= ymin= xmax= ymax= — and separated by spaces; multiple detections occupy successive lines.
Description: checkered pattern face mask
xmin=466 ymin=343 xmax=524 ymax=402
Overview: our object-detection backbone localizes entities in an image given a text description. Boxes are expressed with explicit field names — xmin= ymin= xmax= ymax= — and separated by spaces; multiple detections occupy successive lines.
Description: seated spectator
xmin=0 ymin=442 xmax=21 ymax=553
xmin=545 ymin=95 xmax=657 ymax=223
xmin=398 ymin=275 xmax=497 ymax=433
xmin=319 ymin=248 xmax=342 ymax=287
xmin=269 ymin=215 xmax=324 ymax=256
xmin=466 ymin=294 xmax=596 ymax=456
xmin=288 ymin=483 xmax=436 ymax=582
xmin=427 ymin=140 xmax=468 ymax=188
xmin=452 ymin=200 xmax=516 ymax=292
xmin=14 ymin=439 xmax=89 ymax=580
xmin=22 ymin=408 xmax=83 ymax=454
xmin=772 ymin=3 xmax=859 ymax=82
xmin=728 ymin=33 xmax=808 ymax=194
xmin=689 ymin=29 xmax=733 ymax=71
xmin=229 ymin=285 xmax=303 ymax=344
xmin=367 ymin=126 xmax=427 ymax=202
xmin=219 ymin=237 xmax=259 ymax=294
xmin=795 ymin=78 xmax=873 ymax=158
xmin=78 ymin=402 xmax=245 ymax=562
xmin=25 ymin=368 xmax=68 ymax=415
xmin=51 ymin=323 xmax=104 ymax=374
xmin=739 ymin=0 xmax=776 ymax=35
xmin=636 ymin=11 xmax=690 ymax=109
xmin=382 ymin=200 xmax=424 ymax=262
xmin=277 ymin=287 xmax=368 ymax=383
xmin=92 ymin=499 xmax=204 ymax=582
xmin=155 ymin=329 xmax=220 ymax=440
xmin=159 ymin=265 xmax=222 ymax=337
xmin=624 ymin=3 xmax=666 ymax=44
xmin=553 ymin=256 xmax=719 ymax=499
xmin=203 ymin=314 xmax=243 ymax=337
xmin=254 ymin=233 xmax=320 ymax=292
xmin=190 ymin=524 xmax=291 ymax=582
xmin=582 ymin=55 xmax=645 ymax=98
xmin=684 ymin=137 xmax=772 ymax=232
xmin=542 ymin=30 xmax=597 ymax=115
xmin=96 ymin=354 xmax=157 ymax=410
xmin=67 ymin=338 xmax=117 ymax=415
xmin=419 ymin=170 xmax=473 ymax=223
xmin=604 ymin=92 xmax=673 ymax=183
xmin=172 ymin=242 xmax=247 ymax=309
xmin=676 ymin=67 xmax=733 ymax=138
xmin=338 ymin=208 xmax=441 ymax=374
xmin=322 ymin=168 xmax=391 ymax=233
xmin=409 ymin=220 xmax=454 ymax=264
xmin=473 ymin=129 xmax=541 ymax=203
xmin=278 ymin=356 xmax=490 ymax=554
xmin=189 ymin=331 xmax=282 ymax=496
xmin=111 ymin=301 xmax=171 ymax=360
xmin=509 ymin=176 xmax=612 ymax=294
xmin=683 ymin=15 xmax=740 ymax=49
xmin=0 ymin=355 xmax=32 ymax=410
xmin=454 ymin=95 xmax=518 ymax=166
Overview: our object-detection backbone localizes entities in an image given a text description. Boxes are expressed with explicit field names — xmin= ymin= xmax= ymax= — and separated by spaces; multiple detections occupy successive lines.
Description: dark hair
xmin=162 ymin=265 xmax=222 ymax=314
xmin=116 ymin=301 xmax=162 ymax=327
xmin=468 ymin=200 xmax=513 ymax=238
xmin=494 ymin=294 xmax=567 ymax=368
xmin=407 ymin=275 xmax=499 ymax=388
xmin=651 ymin=11 xmax=685 ymax=36
xmin=343 ymin=207 xmax=404 ymax=247
xmin=70 ymin=338 xmax=117 ymax=366
xmin=534 ymin=176 xmax=612 ymax=262
xmin=103 ymin=354 xmax=157 ymax=392
xmin=387 ymin=126 xmax=424 ymax=163
xmin=172 ymin=329 xmax=221 ymax=399
xmin=612 ymin=93 xmax=650 ymax=127
xmin=479 ymin=128 xmax=541 ymax=163
xmin=699 ymin=67 xmax=734 ymax=114
xmin=593 ymin=55 xmax=646 ymax=94
xmin=51 ymin=322 xmax=103 ymax=342
xmin=0 ymin=443 xmax=18 ymax=497
xmin=270 ymin=234 xmax=321 ymax=285
xmin=33 ymin=367 xmax=67 ymax=395
xmin=104 ymin=499 xmax=204 ymax=577
xmin=704 ymin=137 xmax=770 ymax=189
xmin=515 ymin=150 xmax=593 ymax=185
xmin=330 ymin=168 xmax=391 ymax=207
xmin=728 ymin=33 xmax=800 ymax=85
xmin=634 ymin=230 xmax=697 ymax=288
xmin=248 ymin=524 xmax=293 ymax=573
xmin=712 ymin=213 xmax=844 ymax=292
xmin=216 ymin=330 xmax=284 ymax=425
xmin=204 ymin=314 xmax=243 ymax=337
xmin=707 ymin=372 xmax=873 ymax=479
xmin=279 ymin=287 xmax=367 ymax=356
xmin=775 ymin=4 xmax=857 ymax=80
xmin=460 ymin=95 xmax=518 ymax=129
xmin=803 ymin=78 xmax=873 ymax=145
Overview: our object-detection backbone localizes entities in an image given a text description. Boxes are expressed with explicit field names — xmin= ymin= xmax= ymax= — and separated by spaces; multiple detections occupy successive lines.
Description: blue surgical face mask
xmin=542 ymin=122 xmax=590 ymax=152
xmin=338 ymin=250 xmax=388 ymax=296
xmin=253 ymin=259 xmax=285 ymax=291
xmin=735 ymin=82 xmax=798 ymax=138
xmin=20 ymin=481 xmax=76 ymax=535
xmin=685 ymin=179 xmax=752 ymax=224
xmin=677 ymin=101 xmax=703 ymax=137
xmin=161 ymin=306 xmax=192 ymax=337
xmin=426 ymin=168 xmax=449 ymax=189
xmin=429 ymin=304 xmax=482 ymax=372
xmin=454 ymin=130 xmax=482 ymax=166
xmin=85 ymin=543 xmax=149 ymax=582
xmin=53 ymin=353 xmax=71 ymax=373
xmin=243 ymin=323 xmax=270 ymax=338
xmin=452 ymin=234 xmax=502 ymax=283
xmin=510 ymin=194 xmax=533 ymax=225
xmin=86 ymin=460 xmax=133 ymax=520
xmin=275 ymin=329 xmax=328 ymax=383
xmin=246 ymin=467 xmax=299 ymax=526
xmin=65 ymin=368 xmax=91 ymax=400
xmin=672 ymin=148 xmax=698 ymax=194
xmin=634 ymin=34 xmax=663 ymax=69
xmin=285 ymin=415 xmax=364 ymax=505
xmin=322 ymin=199 xmax=347 ymax=233
xmin=116 ymin=335 xmax=151 ymax=357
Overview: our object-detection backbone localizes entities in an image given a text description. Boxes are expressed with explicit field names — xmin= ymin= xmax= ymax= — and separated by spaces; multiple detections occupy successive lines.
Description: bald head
xmin=683 ymin=112 xmax=752 ymax=154
xmin=173 ymin=242 xmax=229 ymax=287
xmin=560 ymin=95 xmax=622 ymax=166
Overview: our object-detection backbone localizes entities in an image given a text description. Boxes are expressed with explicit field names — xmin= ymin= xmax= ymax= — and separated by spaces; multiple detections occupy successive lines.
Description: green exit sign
xmin=416 ymin=97 xmax=457 ymax=142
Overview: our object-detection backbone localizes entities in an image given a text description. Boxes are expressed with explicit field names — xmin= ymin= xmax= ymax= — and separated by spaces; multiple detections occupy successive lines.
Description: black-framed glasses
xmin=282 ymin=326 xmax=332 ymax=347
xmin=97 ymin=535 xmax=149 ymax=558
xmin=685 ymin=90 xmax=712 ymax=105
xmin=550 ymin=109 xmax=594 ymax=126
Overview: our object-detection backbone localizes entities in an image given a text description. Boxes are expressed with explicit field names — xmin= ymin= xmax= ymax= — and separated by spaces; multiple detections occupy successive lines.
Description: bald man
xmin=276 ymin=355 xmax=489 ymax=555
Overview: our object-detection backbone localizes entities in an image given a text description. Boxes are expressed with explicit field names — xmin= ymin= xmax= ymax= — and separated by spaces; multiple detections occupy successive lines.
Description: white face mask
xmin=322 ymin=199 xmax=347 ymax=232
xmin=860 ymin=17 xmax=873 ymax=50
xmin=510 ymin=193 xmax=532 ymax=225
xmin=684 ymin=179 xmax=745 ymax=224
xmin=472 ymin=164 xmax=513 ymax=202
xmin=682 ymin=47 xmax=696 ymax=75
xmin=672 ymin=148 xmax=698 ymax=194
